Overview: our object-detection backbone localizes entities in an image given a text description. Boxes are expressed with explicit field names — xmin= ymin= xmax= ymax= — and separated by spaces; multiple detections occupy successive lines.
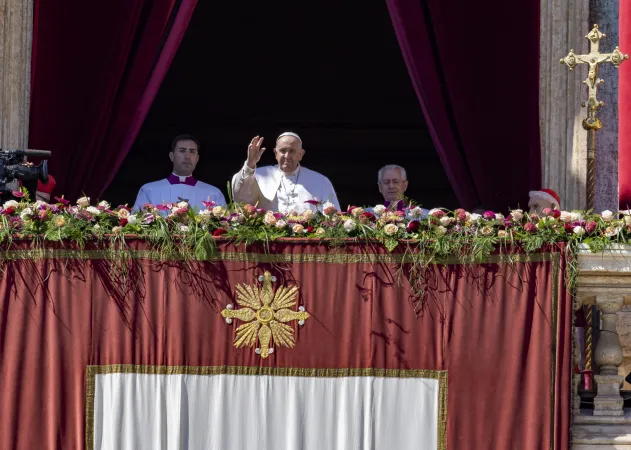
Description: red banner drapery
xmin=0 ymin=241 xmax=571 ymax=449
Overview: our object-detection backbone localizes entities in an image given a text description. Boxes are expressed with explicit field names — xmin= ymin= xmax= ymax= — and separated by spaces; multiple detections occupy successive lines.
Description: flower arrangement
xmin=0 ymin=192 xmax=627 ymax=261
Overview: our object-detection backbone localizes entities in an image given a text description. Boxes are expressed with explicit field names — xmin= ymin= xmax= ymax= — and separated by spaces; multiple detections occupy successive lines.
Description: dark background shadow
xmin=104 ymin=0 xmax=457 ymax=210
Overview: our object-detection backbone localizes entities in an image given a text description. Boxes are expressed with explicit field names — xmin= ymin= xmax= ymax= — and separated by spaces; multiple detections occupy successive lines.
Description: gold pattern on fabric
xmin=3 ymin=247 xmax=552 ymax=265
xmin=85 ymin=365 xmax=448 ymax=450
xmin=221 ymin=271 xmax=309 ymax=358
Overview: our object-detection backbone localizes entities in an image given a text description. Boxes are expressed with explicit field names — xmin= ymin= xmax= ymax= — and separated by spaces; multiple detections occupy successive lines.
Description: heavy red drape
xmin=619 ymin=3 xmax=631 ymax=208
xmin=28 ymin=0 xmax=197 ymax=202
xmin=386 ymin=0 xmax=541 ymax=211
xmin=0 ymin=241 xmax=571 ymax=449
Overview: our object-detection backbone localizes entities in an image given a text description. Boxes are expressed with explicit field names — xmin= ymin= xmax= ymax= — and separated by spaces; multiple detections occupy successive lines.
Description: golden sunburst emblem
xmin=221 ymin=271 xmax=309 ymax=358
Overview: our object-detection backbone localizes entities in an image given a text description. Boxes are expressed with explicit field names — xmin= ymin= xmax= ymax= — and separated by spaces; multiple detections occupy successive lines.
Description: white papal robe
xmin=133 ymin=174 xmax=226 ymax=211
xmin=231 ymin=162 xmax=340 ymax=213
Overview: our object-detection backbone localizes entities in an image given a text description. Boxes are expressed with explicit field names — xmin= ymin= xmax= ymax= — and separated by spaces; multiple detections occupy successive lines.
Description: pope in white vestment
xmin=132 ymin=134 xmax=226 ymax=211
xmin=231 ymin=132 xmax=340 ymax=213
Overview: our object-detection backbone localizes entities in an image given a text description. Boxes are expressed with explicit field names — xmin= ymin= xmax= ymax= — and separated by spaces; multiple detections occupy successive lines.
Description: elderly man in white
xmin=231 ymin=132 xmax=340 ymax=213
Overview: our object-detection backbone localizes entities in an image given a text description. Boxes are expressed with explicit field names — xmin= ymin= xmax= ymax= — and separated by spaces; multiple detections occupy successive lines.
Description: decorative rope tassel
xmin=583 ymin=305 xmax=594 ymax=390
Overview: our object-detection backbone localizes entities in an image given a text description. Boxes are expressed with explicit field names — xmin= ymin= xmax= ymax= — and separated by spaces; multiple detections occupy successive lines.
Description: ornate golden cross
xmin=560 ymin=24 xmax=628 ymax=210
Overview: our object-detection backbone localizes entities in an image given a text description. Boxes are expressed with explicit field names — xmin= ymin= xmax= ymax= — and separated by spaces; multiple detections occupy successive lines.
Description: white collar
xmin=172 ymin=172 xmax=191 ymax=182
xmin=277 ymin=164 xmax=301 ymax=178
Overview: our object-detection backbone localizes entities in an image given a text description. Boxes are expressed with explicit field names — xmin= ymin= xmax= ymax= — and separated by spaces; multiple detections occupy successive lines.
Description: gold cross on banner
xmin=560 ymin=24 xmax=628 ymax=210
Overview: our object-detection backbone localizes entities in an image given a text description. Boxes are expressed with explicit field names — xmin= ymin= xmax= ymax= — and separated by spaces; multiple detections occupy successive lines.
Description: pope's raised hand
xmin=246 ymin=136 xmax=266 ymax=169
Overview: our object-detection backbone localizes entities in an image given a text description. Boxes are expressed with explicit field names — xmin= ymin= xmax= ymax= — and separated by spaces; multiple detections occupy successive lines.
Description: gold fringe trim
xmin=7 ymin=248 xmax=552 ymax=265
xmin=86 ymin=364 xmax=448 ymax=450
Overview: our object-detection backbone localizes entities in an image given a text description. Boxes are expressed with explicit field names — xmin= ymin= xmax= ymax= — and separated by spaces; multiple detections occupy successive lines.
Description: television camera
xmin=0 ymin=149 xmax=51 ymax=202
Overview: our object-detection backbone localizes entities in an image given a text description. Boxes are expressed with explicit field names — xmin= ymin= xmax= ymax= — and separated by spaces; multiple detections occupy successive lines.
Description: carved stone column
xmin=593 ymin=294 xmax=625 ymax=416
xmin=0 ymin=0 xmax=34 ymax=149
xmin=540 ymin=0 xmax=589 ymax=211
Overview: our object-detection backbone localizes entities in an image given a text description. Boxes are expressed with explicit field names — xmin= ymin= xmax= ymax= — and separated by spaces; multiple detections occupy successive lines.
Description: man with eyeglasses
xmin=377 ymin=164 xmax=411 ymax=211
xmin=132 ymin=134 xmax=226 ymax=210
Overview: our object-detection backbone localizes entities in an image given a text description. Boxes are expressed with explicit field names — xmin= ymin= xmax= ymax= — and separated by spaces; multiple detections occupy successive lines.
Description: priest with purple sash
xmin=132 ymin=134 xmax=226 ymax=211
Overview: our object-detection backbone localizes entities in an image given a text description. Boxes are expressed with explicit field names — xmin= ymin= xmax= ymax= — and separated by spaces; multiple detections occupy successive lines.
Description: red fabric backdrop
xmin=0 ymin=242 xmax=571 ymax=449
xmin=386 ymin=0 xmax=542 ymax=211
xmin=620 ymin=3 xmax=631 ymax=208
xmin=28 ymin=0 xmax=197 ymax=202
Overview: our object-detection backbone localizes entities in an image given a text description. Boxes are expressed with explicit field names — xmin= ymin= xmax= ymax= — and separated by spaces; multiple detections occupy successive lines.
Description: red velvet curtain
xmin=386 ymin=0 xmax=541 ymax=211
xmin=29 ymin=0 xmax=198 ymax=202
xmin=619 ymin=2 xmax=631 ymax=208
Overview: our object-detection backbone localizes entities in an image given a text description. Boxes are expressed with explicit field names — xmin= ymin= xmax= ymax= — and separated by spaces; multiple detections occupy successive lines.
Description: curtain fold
xmin=386 ymin=0 xmax=541 ymax=211
xmin=28 ymin=0 xmax=198 ymax=202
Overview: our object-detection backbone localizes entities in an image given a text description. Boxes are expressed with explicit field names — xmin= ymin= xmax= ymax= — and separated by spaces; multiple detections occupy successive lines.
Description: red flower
xmin=306 ymin=226 xmax=314 ymax=233
xmin=407 ymin=220 xmax=420 ymax=233
xmin=120 ymin=218 xmax=128 ymax=226
xmin=213 ymin=228 xmax=228 ymax=236
xmin=156 ymin=204 xmax=169 ymax=211
xmin=585 ymin=221 xmax=597 ymax=234
xmin=304 ymin=200 xmax=321 ymax=206
xmin=565 ymin=223 xmax=574 ymax=232
xmin=523 ymin=222 xmax=537 ymax=233
xmin=201 ymin=200 xmax=216 ymax=209
xmin=359 ymin=211 xmax=376 ymax=221
xmin=431 ymin=209 xmax=445 ymax=218
xmin=3 ymin=206 xmax=15 ymax=215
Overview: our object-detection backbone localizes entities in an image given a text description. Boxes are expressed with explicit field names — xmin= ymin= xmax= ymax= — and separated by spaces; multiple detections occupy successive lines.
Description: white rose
xmin=111 ymin=226 xmax=123 ymax=234
xmin=510 ymin=209 xmax=523 ymax=221
xmin=383 ymin=223 xmax=398 ymax=236
xmin=230 ymin=215 xmax=244 ymax=223
xmin=495 ymin=213 xmax=505 ymax=221
xmin=440 ymin=216 xmax=451 ymax=226
xmin=34 ymin=200 xmax=47 ymax=210
xmin=264 ymin=212 xmax=277 ymax=226
xmin=19 ymin=207 xmax=33 ymax=219
xmin=601 ymin=210 xmax=614 ymax=222
xmin=373 ymin=204 xmax=386 ymax=216
xmin=93 ymin=224 xmax=101 ymax=231
xmin=315 ymin=227 xmax=326 ymax=236
xmin=86 ymin=206 xmax=101 ymax=215
xmin=219 ymin=220 xmax=230 ymax=227
xmin=117 ymin=209 xmax=130 ymax=219
xmin=343 ymin=219 xmax=357 ymax=232
xmin=573 ymin=226 xmax=586 ymax=236
xmin=127 ymin=215 xmax=137 ymax=225
xmin=212 ymin=206 xmax=227 ymax=217
xmin=559 ymin=211 xmax=572 ymax=223
xmin=179 ymin=224 xmax=189 ymax=232
xmin=198 ymin=209 xmax=212 ymax=218
xmin=435 ymin=225 xmax=447 ymax=235
xmin=605 ymin=226 xmax=621 ymax=237
xmin=570 ymin=212 xmax=583 ymax=222
xmin=292 ymin=224 xmax=305 ymax=234
xmin=3 ymin=200 xmax=18 ymax=209
xmin=408 ymin=206 xmax=424 ymax=218
xmin=77 ymin=196 xmax=90 ymax=208
xmin=303 ymin=209 xmax=314 ymax=220
xmin=98 ymin=200 xmax=110 ymax=209
xmin=470 ymin=213 xmax=482 ymax=222
xmin=625 ymin=215 xmax=631 ymax=226
xmin=275 ymin=219 xmax=287 ymax=229
xmin=177 ymin=201 xmax=189 ymax=209
xmin=351 ymin=207 xmax=364 ymax=217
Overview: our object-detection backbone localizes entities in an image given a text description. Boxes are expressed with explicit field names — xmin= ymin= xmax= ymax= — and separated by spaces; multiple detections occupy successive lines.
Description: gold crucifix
xmin=560 ymin=24 xmax=628 ymax=210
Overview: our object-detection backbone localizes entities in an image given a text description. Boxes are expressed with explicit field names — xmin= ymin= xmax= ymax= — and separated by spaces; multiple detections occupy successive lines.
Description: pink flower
xmin=38 ymin=210 xmax=48 ymax=220
xmin=143 ymin=203 xmax=155 ymax=210
xmin=142 ymin=213 xmax=155 ymax=224
xmin=213 ymin=228 xmax=228 ymax=236
xmin=542 ymin=207 xmax=553 ymax=217
xmin=523 ymin=223 xmax=536 ymax=233
xmin=11 ymin=190 xmax=24 ymax=198
xmin=54 ymin=196 xmax=70 ymax=206
xmin=483 ymin=211 xmax=495 ymax=220
xmin=431 ymin=209 xmax=445 ymax=218
xmin=304 ymin=199 xmax=321 ymax=206
xmin=156 ymin=204 xmax=169 ymax=211
xmin=530 ymin=214 xmax=540 ymax=222
xmin=201 ymin=200 xmax=216 ymax=209
xmin=548 ymin=209 xmax=561 ymax=219
xmin=457 ymin=211 xmax=467 ymax=222
xmin=585 ymin=221 xmax=597 ymax=234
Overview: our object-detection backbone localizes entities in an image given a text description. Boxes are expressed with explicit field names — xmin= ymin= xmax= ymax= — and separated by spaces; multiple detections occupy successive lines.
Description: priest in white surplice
xmin=231 ymin=132 xmax=340 ymax=213
xmin=133 ymin=134 xmax=226 ymax=210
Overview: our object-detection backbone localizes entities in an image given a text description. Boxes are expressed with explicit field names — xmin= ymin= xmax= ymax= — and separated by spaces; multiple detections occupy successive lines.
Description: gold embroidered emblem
xmin=221 ymin=271 xmax=309 ymax=358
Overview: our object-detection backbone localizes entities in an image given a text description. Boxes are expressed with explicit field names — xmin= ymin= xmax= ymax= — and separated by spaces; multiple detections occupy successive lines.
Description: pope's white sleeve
xmin=231 ymin=162 xmax=261 ymax=205
xmin=326 ymin=179 xmax=341 ymax=211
